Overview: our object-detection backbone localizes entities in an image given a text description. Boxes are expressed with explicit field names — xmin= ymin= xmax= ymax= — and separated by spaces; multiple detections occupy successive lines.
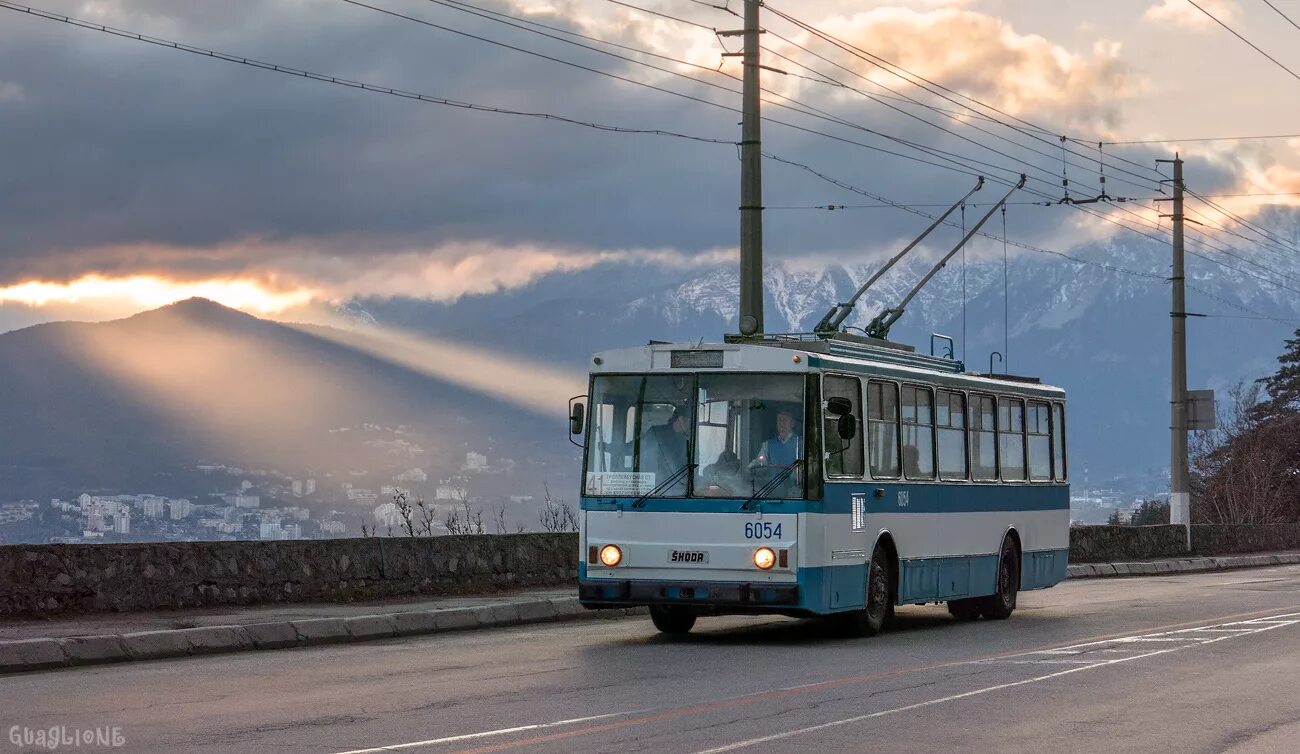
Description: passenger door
xmin=822 ymin=374 xmax=867 ymax=610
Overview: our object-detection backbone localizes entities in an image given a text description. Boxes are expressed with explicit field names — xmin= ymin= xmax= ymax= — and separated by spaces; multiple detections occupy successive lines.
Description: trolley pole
xmin=1164 ymin=155 xmax=1191 ymax=550
xmin=737 ymin=0 xmax=764 ymax=336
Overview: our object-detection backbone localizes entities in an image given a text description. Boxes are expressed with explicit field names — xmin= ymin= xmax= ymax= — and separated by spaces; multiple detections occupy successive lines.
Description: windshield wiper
xmin=631 ymin=463 xmax=696 ymax=508
xmin=742 ymin=459 xmax=803 ymax=510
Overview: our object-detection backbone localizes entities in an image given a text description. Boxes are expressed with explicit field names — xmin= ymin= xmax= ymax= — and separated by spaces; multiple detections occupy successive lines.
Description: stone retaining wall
xmin=1190 ymin=524 xmax=1300 ymax=556
xmin=4 ymin=525 xmax=1300 ymax=616
xmin=0 ymin=533 xmax=578 ymax=616
xmin=1068 ymin=525 xmax=1188 ymax=563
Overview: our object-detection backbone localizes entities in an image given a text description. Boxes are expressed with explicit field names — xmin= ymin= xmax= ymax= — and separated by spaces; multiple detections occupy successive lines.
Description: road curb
xmin=3 ymin=552 xmax=1296 ymax=675
xmin=1065 ymin=551 xmax=1300 ymax=580
xmin=0 ymin=597 xmax=646 ymax=676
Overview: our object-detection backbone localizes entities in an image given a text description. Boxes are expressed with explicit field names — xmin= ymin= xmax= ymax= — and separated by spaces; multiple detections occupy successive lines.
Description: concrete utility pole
xmin=1163 ymin=154 xmax=1191 ymax=549
xmin=737 ymin=0 xmax=764 ymax=336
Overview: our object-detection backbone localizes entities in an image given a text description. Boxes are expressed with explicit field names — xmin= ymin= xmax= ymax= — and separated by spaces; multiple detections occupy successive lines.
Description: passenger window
xmin=901 ymin=385 xmax=935 ymax=479
xmin=971 ymin=394 xmax=997 ymax=481
xmin=823 ymin=375 xmax=864 ymax=478
xmin=867 ymin=381 xmax=900 ymax=478
xmin=999 ymin=397 xmax=1026 ymax=481
xmin=1028 ymin=401 xmax=1051 ymax=481
xmin=936 ymin=390 xmax=968 ymax=481
xmin=1053 ymin=403 xmax=1068 ymax=481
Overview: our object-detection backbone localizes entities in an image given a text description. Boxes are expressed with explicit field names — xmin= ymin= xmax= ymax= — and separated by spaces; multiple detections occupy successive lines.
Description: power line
xmin=339 ymin=0 xmax=737 ymax=114
xmin=424 ymin=0 xmax=738 ymax=82
xmin=0 ymin=0 xmax=735 ymax=145
xmin=761 ymin=151 xmax=1170 ymax=282
xmin=1105 ymin=133 xmax=1300 ymax=144
xmin=684 ymin=0 xmax=740 ymax=17
xmin=1185 ymin=191 xmax=1300 ymax=198
xmin=1182 ymin=200 xmax=1300 ymax=267
xmin=353 ymin=0 xmax=1033 ymax=188
xmin=761 ymin=6 xmax=1168 ymax=194
xmin=1187 ymin=187 xmax=1300 ymax=256
xmin=765 ymin=151 xmax=1300 ymax=325
xmin=1261 ymin=0 xmax=1300 ymax=32
xmin=603 ymin=0 xmax=716 ymax=31
xmin=1186 ymin=0 xmax=1300 ymax=83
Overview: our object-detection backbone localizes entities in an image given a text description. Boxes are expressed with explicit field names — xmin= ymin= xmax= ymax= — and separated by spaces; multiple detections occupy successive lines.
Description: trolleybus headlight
xmin=753 ymin=547 xmax=776 ymax=570
xmin=599 ymin=544 xmax=623 ymax=567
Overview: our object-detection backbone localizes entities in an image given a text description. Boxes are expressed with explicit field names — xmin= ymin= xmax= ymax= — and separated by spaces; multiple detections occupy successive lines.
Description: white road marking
xmin=332 ymin=711 xmax=635 ymax=754
xmin=693 ymin=648 xmax=1180 ymax=754
xmin=692 ymin=613 xmax=1300 ymax=754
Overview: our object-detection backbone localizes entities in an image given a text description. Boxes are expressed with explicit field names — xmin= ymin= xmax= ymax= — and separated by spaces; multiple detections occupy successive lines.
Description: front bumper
xmin=579 ymin=578 xmax=799 ymax=610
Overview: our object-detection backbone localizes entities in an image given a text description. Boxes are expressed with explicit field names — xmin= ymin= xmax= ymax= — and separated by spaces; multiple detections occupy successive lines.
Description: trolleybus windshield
xmin=584 ymin=373 xmax=806 ymax=499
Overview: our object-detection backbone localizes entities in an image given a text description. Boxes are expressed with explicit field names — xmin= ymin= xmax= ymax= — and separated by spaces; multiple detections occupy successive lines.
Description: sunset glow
xmin=0 ymin=275 xmax=318 ymax=314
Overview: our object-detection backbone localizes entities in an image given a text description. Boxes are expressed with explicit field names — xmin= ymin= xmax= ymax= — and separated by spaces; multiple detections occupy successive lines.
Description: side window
xmin=902 ymin=385 xmax=935 ymax=479
xmin=971 ymin=393 xmax=998 ymax=481
xmin=936 ymin=390 xmax=968 ymax=481
xmin=823 ymin=375 xmax=864 ymax=478
xmin=1028 ymin=401 xmax=1052 ymax=481
xmin=1053 ymin=402 xmax=1068 ymax=481
xmin=999 ymin=397 xmax=1026 ymax=481
xmin=867 ymin=381 xmax=900 ymax=478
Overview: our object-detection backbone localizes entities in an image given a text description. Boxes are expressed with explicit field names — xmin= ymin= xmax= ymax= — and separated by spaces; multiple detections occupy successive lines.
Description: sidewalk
xmin=2 ymin=550 xmax=1298 ymax=675
xmin=1065 ymin=550 xmax=1300 ymax=578
xmin=0 ymin=588 xmax=641 ymax=674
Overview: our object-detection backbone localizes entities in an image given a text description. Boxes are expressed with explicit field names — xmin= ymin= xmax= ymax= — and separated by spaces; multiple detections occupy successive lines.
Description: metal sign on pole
xmin=1188 ymin=389 xmax=1216 ymax=431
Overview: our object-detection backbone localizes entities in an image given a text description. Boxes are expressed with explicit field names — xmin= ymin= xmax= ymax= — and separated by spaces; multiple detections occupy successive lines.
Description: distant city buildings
xmin=225 ymin=494 xmax=260 ymax=509
xmin=169 ymin=498 xmax=193 ymax=520
xmin=394 ymin=468 xmax=428 ymax=483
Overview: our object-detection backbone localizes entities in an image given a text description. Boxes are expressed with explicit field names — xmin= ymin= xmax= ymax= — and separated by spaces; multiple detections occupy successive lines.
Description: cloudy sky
xmin=1 ymin=0 xmax=1298 ymax=331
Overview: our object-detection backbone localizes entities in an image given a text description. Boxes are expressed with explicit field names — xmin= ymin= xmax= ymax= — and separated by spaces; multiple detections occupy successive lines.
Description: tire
xmin=833 ymin=545 xmax=892 ymax=637
xmin=947 ymin=598 xmax=981 ymax=621
xmin=650 ymin=606 xmax=696 ymax=635
xmin=980 ymin=537 xmax=1019 ymax=620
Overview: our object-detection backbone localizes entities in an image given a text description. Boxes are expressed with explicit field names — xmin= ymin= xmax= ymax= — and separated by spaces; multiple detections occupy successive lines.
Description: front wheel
xmin=832 ymin=545 xmax=892 ymax=637
xmin=980 ymin=537 xmax=1019 ymax=620
xmin=650 ymin=606 xmax=696 ymax=635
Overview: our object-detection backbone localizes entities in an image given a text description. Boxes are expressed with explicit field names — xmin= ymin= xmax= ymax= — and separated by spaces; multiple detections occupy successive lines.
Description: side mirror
xmin=838 ymin=414 xmax=857 ymax=441
xmin=569 ymin=402 xmax=586 ymax=436
xmin=826 ymin=397 xmax=853 ymax=416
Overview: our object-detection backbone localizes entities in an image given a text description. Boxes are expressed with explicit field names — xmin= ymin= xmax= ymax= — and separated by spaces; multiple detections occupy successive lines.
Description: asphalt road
xmin=5 ymin=567 xmax=1300 ymax=754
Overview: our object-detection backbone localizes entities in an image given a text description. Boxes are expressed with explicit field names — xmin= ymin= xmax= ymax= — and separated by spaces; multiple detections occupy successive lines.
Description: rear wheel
xmin=649 ymin=606 xmax=696 ymax=635
xmin=947 ymin=598 xmax=981 ymax=621
xmin=980 ymin=537 xmax=1019 ymax=620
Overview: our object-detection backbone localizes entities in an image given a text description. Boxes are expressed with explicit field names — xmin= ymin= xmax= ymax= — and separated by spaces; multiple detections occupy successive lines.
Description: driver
xmin=751 ymin=408 xmax=801 ymax=468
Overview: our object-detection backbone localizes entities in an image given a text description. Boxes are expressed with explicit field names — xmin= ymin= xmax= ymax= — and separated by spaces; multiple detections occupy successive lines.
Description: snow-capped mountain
xmin=348 ymin=213 xmax=1300 ymax=486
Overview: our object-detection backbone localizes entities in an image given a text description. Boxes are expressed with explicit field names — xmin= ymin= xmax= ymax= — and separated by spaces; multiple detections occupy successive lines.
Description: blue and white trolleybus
xmin=572 ymin=332 xmax=1068 ymax=635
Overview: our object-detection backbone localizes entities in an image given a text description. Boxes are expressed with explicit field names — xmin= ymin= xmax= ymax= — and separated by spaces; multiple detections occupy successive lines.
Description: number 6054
xmin=744 ymin=522 xmax=782 ymax=539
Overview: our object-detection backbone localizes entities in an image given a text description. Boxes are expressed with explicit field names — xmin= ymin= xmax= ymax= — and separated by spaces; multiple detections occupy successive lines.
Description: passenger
xmin=642 ymin=406 xmax=690 ymax=484
xmin=752 ymin=408 xmax=802 ymax=468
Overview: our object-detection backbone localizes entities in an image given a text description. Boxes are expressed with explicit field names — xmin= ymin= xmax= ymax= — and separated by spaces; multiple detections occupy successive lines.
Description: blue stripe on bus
xmin=581 ymin=483 xmax=1068 ymax=515
xmin=579 ymin=548 xmax=1069 ymax=614
xmin=824 ymin=482 xmax=1069 ymax=515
